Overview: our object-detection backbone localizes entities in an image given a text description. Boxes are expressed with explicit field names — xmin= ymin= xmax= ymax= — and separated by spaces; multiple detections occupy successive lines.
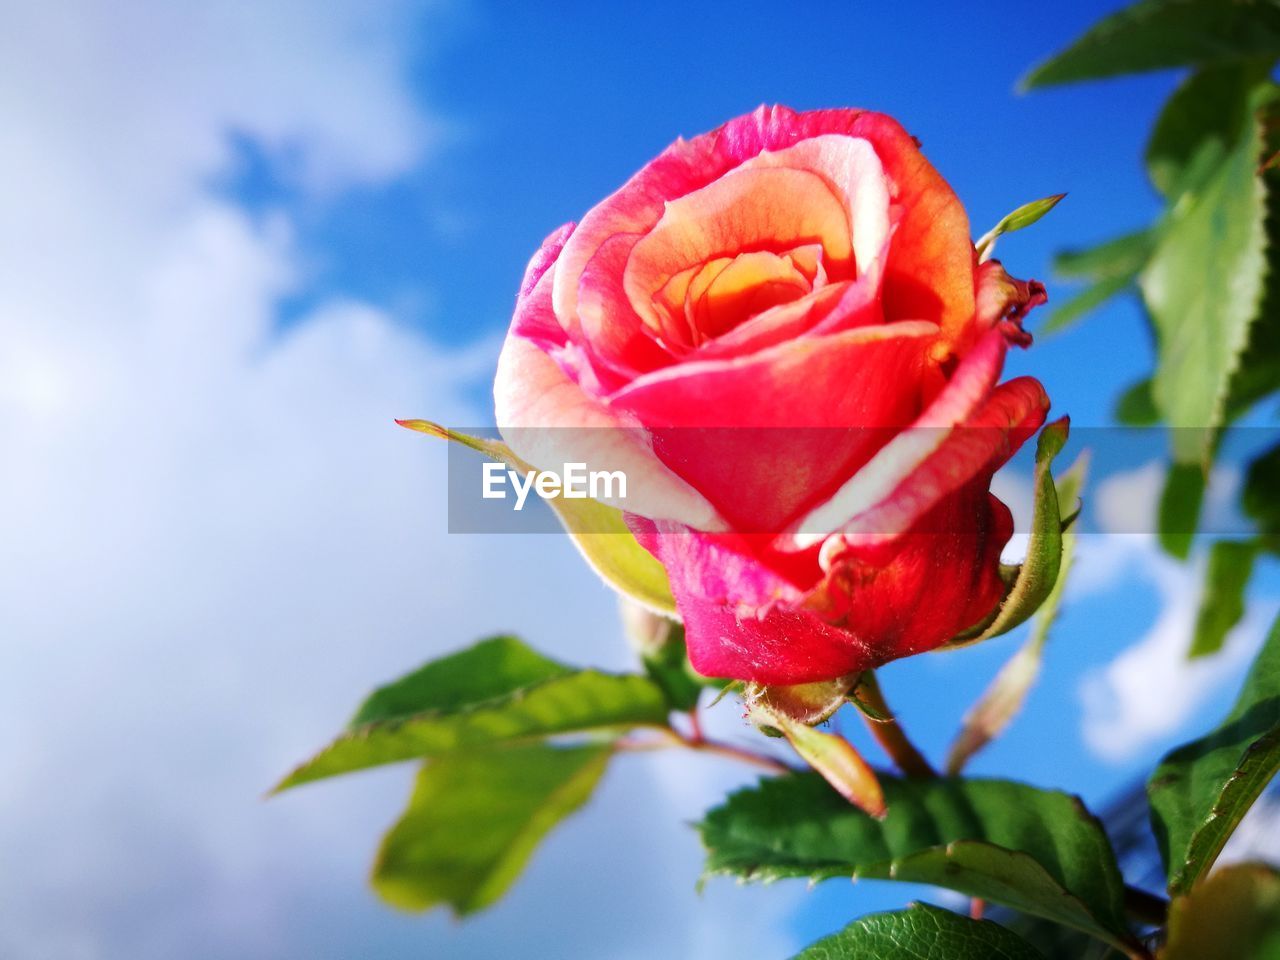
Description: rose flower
xmin=495 ymin=105 xmax=1049 ymax=686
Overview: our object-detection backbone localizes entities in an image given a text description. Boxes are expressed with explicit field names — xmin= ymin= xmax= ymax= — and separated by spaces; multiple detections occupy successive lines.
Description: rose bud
xmin=495 ymin=105 xmax=1051 ymax=687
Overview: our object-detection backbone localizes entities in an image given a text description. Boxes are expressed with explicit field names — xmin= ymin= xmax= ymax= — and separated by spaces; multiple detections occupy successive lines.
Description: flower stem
xmin=855 ymin=671 xmax=936 ymax=778
xmin=617 ymin=728 xmax=792 ymax=774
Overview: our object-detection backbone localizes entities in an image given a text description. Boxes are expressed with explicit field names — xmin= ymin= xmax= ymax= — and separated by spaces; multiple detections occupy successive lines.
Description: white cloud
xmin=990 ymin=466 xmax=1034 ymax=565
xmin=1075 ymin=463 xmax=1274 ymax=764
xmin=0 ymin=3 xmax=804 ymax=958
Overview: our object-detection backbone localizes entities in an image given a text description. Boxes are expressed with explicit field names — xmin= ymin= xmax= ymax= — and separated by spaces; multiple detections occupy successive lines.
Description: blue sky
xmin=2 ymin=1 xmax=1276 ymax=957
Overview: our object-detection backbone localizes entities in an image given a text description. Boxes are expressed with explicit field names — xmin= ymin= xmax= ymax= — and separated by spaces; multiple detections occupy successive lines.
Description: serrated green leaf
xmin=1147 ymin=65 xmax=1273 ymax=198
xmin=374 ymin=743 xmax=610 ymax=916
xmin=947 ymin=419 xmax=1070 ymax=647
xmin=976 ymin=194 xmax=1066 ymax=261
xmin=791 ymin=902 xmax=1047 ymax=960
xmin=946 ymin=456 xmax=1086 ymax=774
xmin=1149 ymin=614 xmax=1280 ymax=895
xmin=397 ymin=419 xmax=676 ymax=614
xmin=1163 ymin=864 xmax=1280 ymax=959
xmin=1189 ymin=539 xmax=1261 ymax=658
xmin=1228 ymin=92 xmax=1280 ymax=420
xmin=1159 ymin=461 xmax=1206 ymax=559
xmin=699 ymin=774 xmax=1133 ymax=951
xmin=1054 ymin=230 xmax=1156 ymax=281
xmin=1114 ymin=379 xmax=1160 ymax=426
xmin=1022 ymin=0 xmax=1280 ymax=90
xmin=1142 ymin=80 xmax=1270 ymax=465
xmin=274 ymin=638 xmax=669 ymax=791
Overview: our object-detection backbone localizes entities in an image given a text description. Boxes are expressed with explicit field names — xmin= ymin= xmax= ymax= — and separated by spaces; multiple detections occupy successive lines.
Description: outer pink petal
xmin=511 ymin=222 xmax=576 ymax=350
xmin=628 ymin=516 xmax=862 ymax=683
xmin=816 ymin=377 xmax=1048 ymax=561
xmin=806 ymin=484 xmax=1016 ymax=668
xmin=632 ymin=481 xmax=1016 ymax=685
xmin=789 ymin=326 xmax=1012 ymax=547
xmin=609 ymin=321 xmax=939 ymax=532
xmin=493 ymin=335 xmax=724 ymax=529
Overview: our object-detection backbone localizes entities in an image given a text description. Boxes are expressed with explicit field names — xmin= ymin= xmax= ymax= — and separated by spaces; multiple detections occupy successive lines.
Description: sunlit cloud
xmin=1075 ymin=462 xmax=1273 ymax=764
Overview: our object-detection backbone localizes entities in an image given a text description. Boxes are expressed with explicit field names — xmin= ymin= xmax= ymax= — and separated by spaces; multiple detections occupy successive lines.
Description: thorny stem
xmin=687 ymin=704 xmax=706 ymax=745
xmin=617 ymin=727 xmax=792 ymax=775
xmin=855 ymin=671 xmax=937 ymax=778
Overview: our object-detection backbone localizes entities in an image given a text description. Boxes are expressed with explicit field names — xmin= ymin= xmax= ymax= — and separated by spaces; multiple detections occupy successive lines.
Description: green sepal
xmin=946 ymin=455 xmax=1086 ymax=774
xmin=397 ymin=419 xmax=677 ymax=615
xmin=944 ymin=418 xmax=1071 ymax=648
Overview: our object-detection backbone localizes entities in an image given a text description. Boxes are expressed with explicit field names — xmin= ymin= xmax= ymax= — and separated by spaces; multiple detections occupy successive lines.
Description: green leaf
xmin=274 ymin=637 xmax=669 ymax=791
xmin=791 ymin=902 xmax=1047 ymax=960
xmin=948 ymin=419 xmax=1070 ymax=647
xmin=1114 ymin=378 xmax=1160 ymax=426
xmin=1022 ymin=0 xmax=1280 ymax=90
xmin=1142 ymin=79 xmax=1270 ymax=465
xmin=1043 ymin=273 xmax=1138 ymax=334
xmin=1147 ymin=65 xmax=1273 ymax=198
xmin=1053 ymin=230 xmax=1156 ymax=281
xmin=1149 ymin=613 xmax=1280 ymax=895
xmin=946 ymin=455 xmax=1086 ymax=774
xmin=349 ymin=635 xmax=571 ymax=727
xmin=1189 ymin=539 xmax=1261 ymax=658
xmin=397 ymin=419 xmax=676 ymax=614
xmin=700 ymin=774 xmax=1134 ymax=951
xmin=976 ymin=194 xmax=1066 ymax=261
xmin=1229 ymin=98 xmax=1280 ymax=419
xmin=1043 ymin=230 xmax=1155 ymax=333
xmin=1159 ymin=462 xmax=1207 ymax=558
xmin=1163 ymin=864 xmax=1280 ymax=959
xmin=373 ymin=743 xmax=611 ymax=916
